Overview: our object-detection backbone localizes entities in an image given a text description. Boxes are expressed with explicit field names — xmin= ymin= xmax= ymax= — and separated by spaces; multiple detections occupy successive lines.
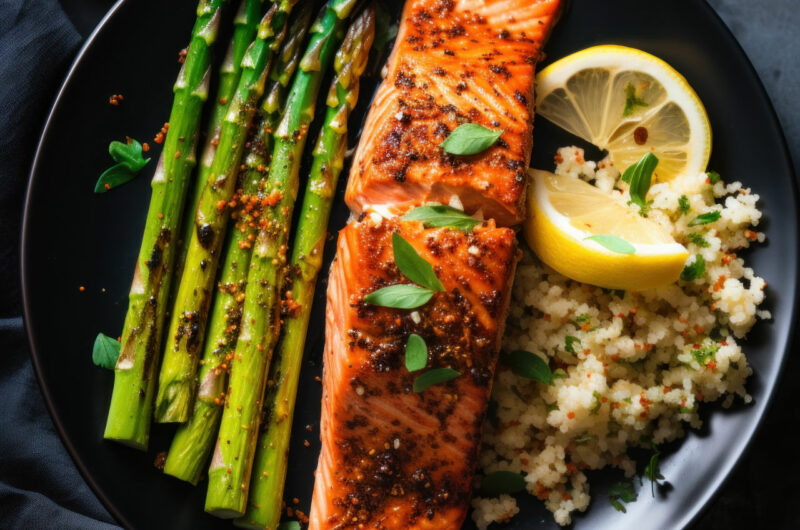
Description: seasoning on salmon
xmin=345 ymin=0 xmax=562 ymax=226
xmin=309 ymin=216 xmax=519 ymax=529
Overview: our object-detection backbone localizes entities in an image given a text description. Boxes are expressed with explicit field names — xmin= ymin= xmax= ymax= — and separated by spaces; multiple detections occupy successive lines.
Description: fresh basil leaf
xmin=688 ymin=211 xmax=721 ymax=227
xmin=94 ymin=163 xmax=137 ymax=194
xmin=585 ymin=234 xmax=636 ymax=255
xmin=680 ymin=254 xmax=705 ymax=282
xmin=402 ymin=205 xmax=480 ymax=231
xmin=608 ymin=480 xmax=638 ymax=512
xmin=706 ymin=170 xmax=721 ymax=184
xmin=480 ymin=471 xmax=526 ymax=497
xmin=363 ymin=284 xmax=434 ymax=309
xmin=501 ymin=350 xmax=553 ymax=385
xmin=392 ymin=233 xmax=445 ymax=292
xmin=678 ymin=194 xmax=690 ymax=215
xmin=277 ymin=522 xmax=301 ymax=530
xmin=564 ymin=336 xmax=580 ymax=355
xmin=622 ymin=83 xmax=648 ymax=117
xmin=405 ymin=333 xmax=428 ymax=372
xmin=92 ymin=332 xmax=120 ymax=370
xmin=625 ymin=152 xmax=658 ymax=216
xmin=440 ymin=123 xmax=503 ymax=155
xmin=413 ymin=368 xmax=460 ymax=392
xmin=109 ymin=138 xmax=150 ymax=172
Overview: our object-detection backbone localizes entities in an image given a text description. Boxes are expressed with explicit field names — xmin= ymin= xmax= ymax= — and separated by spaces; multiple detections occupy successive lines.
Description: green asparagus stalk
xmin=205 ymin=0 xmax=358 ymax=517
xmin=173 ymin=0 xmax=263 ymax=278
xmin=104 ymin=0 xmax=228 ymax=450
xmin=236 ymin=7 xmax=375 ymax=528
xmin=163 ymin=6 xmax=314 ymax=486
xmin=155 ymin=0 xmax=297 ymax=423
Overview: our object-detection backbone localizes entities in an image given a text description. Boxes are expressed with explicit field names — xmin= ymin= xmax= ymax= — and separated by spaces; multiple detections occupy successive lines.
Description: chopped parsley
xmin=623 ymin=83 xmax=648 ymax=117
xmin=681 ymin=255 xmax=706 ymax=282
xmin=678 ymin=194 xmax=691 ymax=215
xmin=565 ymin=336 xmax=581 ymax=354
xmin=707 ymin=170 xmax=721 ymax=184
xmin=644 ymin=445 xmax=664 ymax=496
xmin=687 ymin=233 xmax=710 ymax=248
xmin=691 ymin=343 xmax=719 ymax=367
xmin=608 ymin=480 xmax=638 ymax=513
xmin=688 ymin=211 xmax=721 ymax=227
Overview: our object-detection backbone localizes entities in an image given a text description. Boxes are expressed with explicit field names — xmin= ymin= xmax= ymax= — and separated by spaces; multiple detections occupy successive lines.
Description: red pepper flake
xmin=174 ymin=151 xmax=181 ymax=159
xmin=562 ymin=492 xmax=571 ymax=501
xmin=153 ymin=451 xmax=167 ymax=470
xmin=157 ymin=213 xmax=164 ymax=219
xmin=567 ymin=411 xmax=576 ymax=419
xmin=707 ymin=360 xmax=717 ymax=371
xmin=216 ymin=199 xmax=227 ymax=211
xmin=744 ymin=229 xmax=758 ymax=241
xmin=218 ymin=97 xmax=228 ymax=105
xmin=580 ymin=324 xmax=591 ymax=332
xmin=713 ymin=275 xmax=727 ymax=292
xmin=554 ymin=153 xmax=563 ymax=164
xmin=303 ymin=440 xmax=311 ymax=447
xmin=104 ymin=183 xmax=111 ymax=190
xmin=721 ymin=253 xmax=734 ymax=265
xmin=79 ymin=286 xmax=85 ymax=292
xmin=630 ymin=307 xmax=638 ymax=314
xmin=142 ymin=142 xmax=150 ymax=152
xmin=108 ymin=94 xmax=124 ymax=106
xmin=693 ymin=324 xmax=704 ymax=334
xmin=178 ymin=47 xmax=188 ymax=63
xmin=611 ymin=354 xmax=620 ymax=361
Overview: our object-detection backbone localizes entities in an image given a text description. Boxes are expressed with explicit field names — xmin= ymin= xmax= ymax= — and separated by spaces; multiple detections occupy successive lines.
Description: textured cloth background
xmin=0 ymin=0 xmax=797 ymax=528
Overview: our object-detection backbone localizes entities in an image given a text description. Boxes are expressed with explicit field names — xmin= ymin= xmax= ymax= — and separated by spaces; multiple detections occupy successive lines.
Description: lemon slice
xmin=524 ymin=169 xmax=688 ymax=290
xmin=535 ymin=45 xmax=711 ymax=181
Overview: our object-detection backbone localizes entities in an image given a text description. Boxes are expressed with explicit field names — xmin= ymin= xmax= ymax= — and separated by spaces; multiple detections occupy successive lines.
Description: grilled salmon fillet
xmin=345 ymin=0 xmax=562 ymax=226
xmin=309 ymin=216 xmax=519 ymax=529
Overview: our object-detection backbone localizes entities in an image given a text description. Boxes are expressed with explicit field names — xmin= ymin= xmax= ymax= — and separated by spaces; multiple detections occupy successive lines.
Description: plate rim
xmin=19 ymin=1 xmax=800 ymax=529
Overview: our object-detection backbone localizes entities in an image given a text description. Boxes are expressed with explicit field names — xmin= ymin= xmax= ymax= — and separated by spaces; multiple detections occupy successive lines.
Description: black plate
xmin=22 ymin=0 xmax=799 ymax=528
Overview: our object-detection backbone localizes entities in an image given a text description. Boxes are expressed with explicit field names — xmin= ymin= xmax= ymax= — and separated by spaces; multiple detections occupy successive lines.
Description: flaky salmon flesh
xmin=310 ymin=216 xmax=519 ymax=529
xmin=345 ymin=0 xmax=562 ymax=227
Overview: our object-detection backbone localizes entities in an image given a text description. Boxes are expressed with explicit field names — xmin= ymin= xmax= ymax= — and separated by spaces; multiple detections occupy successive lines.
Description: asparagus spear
xmin=163 ymin=6 xmax=314 ymax=486
xmin=155 ymin=0 xmax=297 ymax=423
xmin=205 ymin=0 xmax=358 ymax=517
xmin=173 ymin=0 xmax=263 ymax=278
xmin=104 ymin=0 xmax=227 ymax=450
xmin=236 ymin=7 xmax=375 ymax=528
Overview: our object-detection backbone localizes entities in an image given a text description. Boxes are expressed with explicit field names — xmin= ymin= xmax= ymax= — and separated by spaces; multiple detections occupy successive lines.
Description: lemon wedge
xmin=535 ymin=45 xmax=711 ymax=181
xmin=524 ymin=169 xmax=689 ymax=290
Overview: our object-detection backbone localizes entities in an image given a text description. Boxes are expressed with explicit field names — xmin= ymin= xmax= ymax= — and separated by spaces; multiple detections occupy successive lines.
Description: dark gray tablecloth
xmin=0 ymin=0 xmax=797 ymax=528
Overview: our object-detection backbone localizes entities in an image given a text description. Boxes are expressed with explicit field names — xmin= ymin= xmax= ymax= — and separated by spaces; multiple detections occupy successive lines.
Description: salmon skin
xmin=345 ymin=0 xmax=562 ymax=227
xmin=310 ymin=216 xmax=519 ymax=529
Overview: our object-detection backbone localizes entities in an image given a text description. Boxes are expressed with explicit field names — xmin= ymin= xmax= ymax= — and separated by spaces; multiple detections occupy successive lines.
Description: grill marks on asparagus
xmin=155 ymin=0 xmax=298 ymax=424
xmin=204 ymin=0 xmax=358 ymax=517
xmin=104 ymin=0 xmax=227 ymax=450
xmin=163 ymin=5 xmax=314 ymax=486
xmin=237 ymin=7 xmax=376 ymax=529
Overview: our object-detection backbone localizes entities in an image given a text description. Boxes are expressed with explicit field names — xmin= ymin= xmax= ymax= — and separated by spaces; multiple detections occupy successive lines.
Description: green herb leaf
xmin=92 ymin=332 xmax=120 ymax=370
xmin=688 ymin=211 xmax=721 ymax=227
xmin=687 ymin=233 xmax=710 ymax=248
xmin=553 ymin=368 xmax=567 ymax=380
xmin=585 ymin=234 xmax=636 ymax=255
xmin=94 ymin=163 xmax=137 ymax=193
xmin=608 ymin=480 xmax=638 ymax=512
xmin=392 ymin=233 xmax=445 ymax=292
xmin=622 ymin=83 xmax=648 ymax=117
xmin=546 ymin=403 xmax=560 ymax=412
xmin=402 ymin=205 xmax=480 ymax=231
xmin=109 ymin=138 xmax=149 ymax=172
xmin=95 ymin=138 xmax=150 ymax=193
xmin=413 ymin=368 xmax=461 ymax=392
xmin=440 ymin=123 xmax=503 ymax=155
xmin=480 ymin=471 xmax=526 ymax=497
xmin=575 ymin=314 xmax=591 ymax=324
xmin=624 ymin=153 xmax=659 ymax=216
xmin=363 ymin=284 xmax=434 ymax=308
xmin=405 ymin=333 xmax=428 ymax=372
xmin=501 ymin=350 xmax=553 ymax=385
xmin=706 ymin=170 xmax=721 ymax=184
xmin=690 ymin=343 xmax=718 ymax=366
xmin=678 ymin=194 xmax=690 ymax=215
xmin=644 ymin=445 xmax=664 ymax=496
xmin=277 ymin=522 xmax=301 ymax=530
xmin=680 ymin=254 xmax=706 ymax=282
xmin=565 ymin=336 xmax=580 ymax=354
